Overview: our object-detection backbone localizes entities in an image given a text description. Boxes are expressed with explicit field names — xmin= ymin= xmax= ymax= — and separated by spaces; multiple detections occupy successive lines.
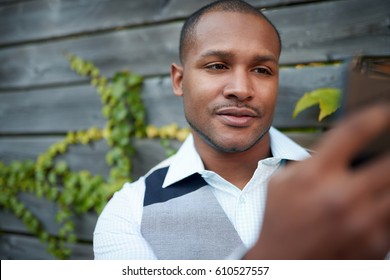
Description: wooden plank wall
xmin=0 ymin=0 xmax=389 ymax=259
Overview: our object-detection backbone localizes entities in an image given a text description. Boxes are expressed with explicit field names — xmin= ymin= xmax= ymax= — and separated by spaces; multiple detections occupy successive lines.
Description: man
xmin=94 ymin=0 xmax=390 ymax=259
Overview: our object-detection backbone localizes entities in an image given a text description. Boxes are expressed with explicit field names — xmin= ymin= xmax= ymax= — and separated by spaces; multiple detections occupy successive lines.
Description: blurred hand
xmin=245 ymin=104 xmax=390 ymax=259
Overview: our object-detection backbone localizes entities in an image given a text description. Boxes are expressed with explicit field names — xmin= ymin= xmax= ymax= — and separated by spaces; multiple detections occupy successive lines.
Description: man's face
xmin=172 ymin=11 xmax=280 ymax=153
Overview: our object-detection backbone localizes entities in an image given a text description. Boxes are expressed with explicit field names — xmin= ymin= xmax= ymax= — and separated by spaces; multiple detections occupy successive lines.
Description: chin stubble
xmin=186 ymin=116 xmax=270 ymax=153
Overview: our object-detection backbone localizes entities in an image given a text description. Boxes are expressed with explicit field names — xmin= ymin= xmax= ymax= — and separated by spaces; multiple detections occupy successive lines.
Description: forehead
xmin=187 ymin=11 xmax=280 ymax=62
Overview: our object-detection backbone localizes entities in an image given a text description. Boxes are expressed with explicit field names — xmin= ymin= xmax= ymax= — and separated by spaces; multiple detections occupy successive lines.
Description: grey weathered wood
xmin=0 ymin=21 xmax=181 ymax=89
xmin=284 ymin=131 xmax=322 ymax=151
xmin=0 ymin=193 xmax=98 ymax=241
xmin=0 ymin=0 xmax=32 ymax=4
xmin=271 ymin=0 xmax=390 ymax=49
xmin=0 ymin=64 xmax=343 ymax=134
xmin=0 ymin=0 xmax=312 ymax=46
xmin=0 ymin=137 xmax=69 ymax=162
xmin=0 ymin=137 xmax=178 ymax=180
xmin=0 ymin=137 xmax=111 ymax=178
xmin=0 ymin=0 xmax=388 ymax=89
xmin=0 ymin=84 xmax=106 ymax=133
xmin=0 ymin=233 xmax=93 ymax=259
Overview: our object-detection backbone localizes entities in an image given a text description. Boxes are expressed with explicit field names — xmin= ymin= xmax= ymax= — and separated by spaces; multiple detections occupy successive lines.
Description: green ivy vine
xmin=0 ymin=54 xmax=190 ymax=259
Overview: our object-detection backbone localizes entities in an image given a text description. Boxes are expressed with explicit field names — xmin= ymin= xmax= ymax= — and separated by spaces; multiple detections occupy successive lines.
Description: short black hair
xmin=179 ymin=0 xmax=282 ymax=63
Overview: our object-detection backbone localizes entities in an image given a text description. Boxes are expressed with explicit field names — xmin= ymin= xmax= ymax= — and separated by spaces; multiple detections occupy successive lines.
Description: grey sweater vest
xmin=141 ymin=167 xmax=244 ymax=259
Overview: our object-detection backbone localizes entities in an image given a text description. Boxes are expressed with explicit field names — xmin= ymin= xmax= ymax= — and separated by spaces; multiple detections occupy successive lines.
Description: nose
xmin=223 ymin=69 xmax=254 ymax=101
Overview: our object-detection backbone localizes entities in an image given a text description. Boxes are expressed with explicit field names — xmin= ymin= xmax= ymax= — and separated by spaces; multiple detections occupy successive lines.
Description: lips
xmin=215 ymin=107 xmax=259 ymax=127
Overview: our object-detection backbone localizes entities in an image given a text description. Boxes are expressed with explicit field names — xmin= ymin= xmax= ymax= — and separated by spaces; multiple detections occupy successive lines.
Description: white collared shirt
xmin=93 ymin=127 xmax=310 ymax=259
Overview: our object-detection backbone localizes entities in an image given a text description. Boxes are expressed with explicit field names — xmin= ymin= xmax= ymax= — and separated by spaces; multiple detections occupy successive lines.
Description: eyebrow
xmin=199 ymin=49 xmax=278 ymax=64
xmin=200 ymin=50 xmax=234 ymax=60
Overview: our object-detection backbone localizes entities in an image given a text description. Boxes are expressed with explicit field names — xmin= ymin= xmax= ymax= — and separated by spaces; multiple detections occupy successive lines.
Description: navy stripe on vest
xmin=144 ymin=167 xmax=207 ymax=206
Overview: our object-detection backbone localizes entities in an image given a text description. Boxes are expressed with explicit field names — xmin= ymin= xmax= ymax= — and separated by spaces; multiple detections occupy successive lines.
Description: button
xmin=239 ymin=196 xmax=246 ymax=204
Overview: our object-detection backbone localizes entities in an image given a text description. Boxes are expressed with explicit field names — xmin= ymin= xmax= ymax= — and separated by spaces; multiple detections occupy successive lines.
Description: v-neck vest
xmin=141 ymin=167 xmax=244 ymax=259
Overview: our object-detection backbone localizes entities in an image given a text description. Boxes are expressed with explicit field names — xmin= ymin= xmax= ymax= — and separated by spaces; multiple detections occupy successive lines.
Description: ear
xmin=170 ymin=63 xmax=184 ymax=97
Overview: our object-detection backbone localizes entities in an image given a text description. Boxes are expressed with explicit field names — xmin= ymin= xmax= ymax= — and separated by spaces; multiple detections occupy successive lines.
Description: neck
xmin=193 ymin=133 xmax=271 ymax=190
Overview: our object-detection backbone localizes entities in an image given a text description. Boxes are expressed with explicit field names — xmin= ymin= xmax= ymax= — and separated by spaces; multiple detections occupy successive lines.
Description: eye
xmin=205 ymin=63 xmax=228 ymax=70
xmin=253 ymin=67 xmax=272 ymax=75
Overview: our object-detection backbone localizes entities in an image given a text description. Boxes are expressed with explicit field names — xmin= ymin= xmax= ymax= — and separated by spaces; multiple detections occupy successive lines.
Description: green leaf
xmin=112 ymin=78 xmax=125 ymax=99
xmin=55 ymin=161 xmax=68 ymax=175
xmin=293 ymin=88 xmax=342 ymax=121
xmin=48 ymin=171 xmax=57 ymax=184
xmin=47 ymin=187 xmax=59 ymax=201
xmin=102 ymin=106 xmax=111 ymax=118
xmin=127 ymin=73 xmax=143 ymax=86
xmin=113 ymin=104 xmax=127 ymax=121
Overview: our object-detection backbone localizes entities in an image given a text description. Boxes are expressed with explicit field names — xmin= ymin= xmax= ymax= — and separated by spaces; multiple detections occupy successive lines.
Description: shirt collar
xmin=162 ymin=127 xmax=310 ymax=188
xmin=269 ymin=127 xmax=310 ymax=160
xmin=162 ymin=134 xmax=204 ymax=188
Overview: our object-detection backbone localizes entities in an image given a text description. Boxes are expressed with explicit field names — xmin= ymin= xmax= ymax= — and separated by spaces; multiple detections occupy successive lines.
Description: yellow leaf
xmin=293 ymin=88 xmax=341 ymax=121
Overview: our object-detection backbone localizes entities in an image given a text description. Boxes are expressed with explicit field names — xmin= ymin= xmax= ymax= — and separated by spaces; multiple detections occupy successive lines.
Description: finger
xmin=351 ymin=153 xmax=390 ymax=199
xmin=353 ymin=192 xmax=390 ymax=259
xmin=370 ymin=190 xmax=390 ymax=258
xmin=313 ymin=104 xmax=390 ymax=169
xmin=335 ymin=180 xmax=390 ymax=260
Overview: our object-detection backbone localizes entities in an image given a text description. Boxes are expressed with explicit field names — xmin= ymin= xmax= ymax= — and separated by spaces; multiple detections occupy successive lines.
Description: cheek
xmin=268 ymin=90 xmax=279 ymax=107
xmin=254 ymin=80 xmax=278 ymax=107
xmin=181 ymin=83 xmax=206 ymax=119
xmin=182 ymin=75 xmax=220 ymax=108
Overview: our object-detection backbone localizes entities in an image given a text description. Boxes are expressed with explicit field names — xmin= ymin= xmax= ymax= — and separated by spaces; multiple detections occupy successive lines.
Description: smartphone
xmin=342 ymin=55 xmax=390 ymax=167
